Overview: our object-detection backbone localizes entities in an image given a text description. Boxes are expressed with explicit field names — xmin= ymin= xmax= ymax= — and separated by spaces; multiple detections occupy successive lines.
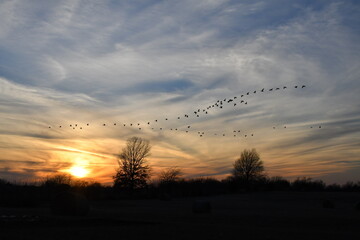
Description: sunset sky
xmin=1 ymin=0 xmax=359 ymax=185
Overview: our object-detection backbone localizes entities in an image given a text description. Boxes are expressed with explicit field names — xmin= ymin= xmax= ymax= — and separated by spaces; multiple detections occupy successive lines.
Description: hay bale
xmin=354 ymin=201 xmax=360 ymax=211
xmin=192 ymin=200 xmax=211 ymax=214
xmin=51 ymin=191 xmax=90 ymax=216
xmin=322 ymin=199 xmax=334 ymax=209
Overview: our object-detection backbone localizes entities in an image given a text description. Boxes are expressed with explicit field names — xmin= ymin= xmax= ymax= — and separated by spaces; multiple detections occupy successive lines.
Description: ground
xmin=1 ymin=192 xmax=359 ymax=240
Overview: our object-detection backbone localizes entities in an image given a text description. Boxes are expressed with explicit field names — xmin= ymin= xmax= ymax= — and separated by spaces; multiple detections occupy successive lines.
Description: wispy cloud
xmin=0 ymin=0 xmax=359 ymax=184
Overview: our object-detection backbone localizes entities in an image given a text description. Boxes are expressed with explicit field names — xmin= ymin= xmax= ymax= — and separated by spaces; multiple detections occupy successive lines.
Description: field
xmin=1 ymin=192 xmax=359 ymax=240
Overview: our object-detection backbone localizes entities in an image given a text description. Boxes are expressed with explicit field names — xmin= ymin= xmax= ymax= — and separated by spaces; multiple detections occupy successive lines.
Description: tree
xmin=158 ymin=167 xmax=183 ymax=183
xmin=232 ymin=149 xmax=265 ymax=182
xmin=113 ymin=137 xmax=151 ymax=191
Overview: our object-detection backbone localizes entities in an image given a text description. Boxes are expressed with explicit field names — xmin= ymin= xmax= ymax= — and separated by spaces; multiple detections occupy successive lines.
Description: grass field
xmin=1 ymin=192 xmax=359 ymax=240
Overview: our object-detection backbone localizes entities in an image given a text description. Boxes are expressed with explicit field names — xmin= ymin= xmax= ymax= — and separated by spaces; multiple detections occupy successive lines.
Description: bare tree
xmin=113 ymin=137 xmax=151 ymax=191
xmin=159 ymin=167 xmax=183 ymax=183
xmin=232 ymin=149 xmax=265 ymax=182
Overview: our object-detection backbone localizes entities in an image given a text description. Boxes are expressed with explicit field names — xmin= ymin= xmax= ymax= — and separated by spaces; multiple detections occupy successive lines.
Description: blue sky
xmin=0 ymin=0 xmax=359 ymax=184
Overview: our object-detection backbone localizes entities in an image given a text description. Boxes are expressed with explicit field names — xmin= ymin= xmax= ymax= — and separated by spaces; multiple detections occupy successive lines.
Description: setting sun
xmin=68 ymin=166 xmax=89 ymax=178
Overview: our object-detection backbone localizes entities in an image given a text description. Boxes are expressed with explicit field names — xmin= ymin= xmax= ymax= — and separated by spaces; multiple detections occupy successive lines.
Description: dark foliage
xmin=113 ymin=137 xmax=151 ymax=191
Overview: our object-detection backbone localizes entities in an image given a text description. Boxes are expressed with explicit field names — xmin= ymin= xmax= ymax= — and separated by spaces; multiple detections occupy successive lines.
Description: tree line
xmin=0 ymin=136 xmax=359 ymax=208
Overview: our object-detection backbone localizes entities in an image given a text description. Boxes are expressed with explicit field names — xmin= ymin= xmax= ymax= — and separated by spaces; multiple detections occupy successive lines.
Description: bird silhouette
xmin=246 ymin=92 xmax=249 ymax=95
xmin=261 ymin=88 xmax=264 ymax=92
xmin=253 ymin=91 xmax=256 ymax=94
xmin=283 ymin=86 xmax=287 ymax=89
xmin=269 ymin=88 xmax=273 ymax=91
xmin=302 ymin=85 xmax=306 ymax=88
xmin=103 ymin=124 xmax=106 ymax=126
xmin=295 ymin=86 xmax=298 ymax=88
xmin=87 ymin=123 xmax=89 ymax=126
xmin=114 ymin=123 xmax=116 ymax=125
xmin=276 ymin=87 xmax=280 ymax=90
xmin=147 ymin=122 xmax=150 ymax=124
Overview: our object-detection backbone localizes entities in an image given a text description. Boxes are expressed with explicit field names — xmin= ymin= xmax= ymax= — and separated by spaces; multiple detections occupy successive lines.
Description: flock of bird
xmin=48 ymin=85 xmax=322 ymax=138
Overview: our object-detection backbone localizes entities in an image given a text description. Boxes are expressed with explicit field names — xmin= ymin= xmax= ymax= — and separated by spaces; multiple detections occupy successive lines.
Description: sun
xmin=68 ymin=166 xmax=89 ymax=178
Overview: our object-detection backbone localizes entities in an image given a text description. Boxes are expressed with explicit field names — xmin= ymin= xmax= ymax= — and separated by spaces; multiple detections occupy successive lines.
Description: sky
xmin=0 ymin=0 xmax=359 ymax=185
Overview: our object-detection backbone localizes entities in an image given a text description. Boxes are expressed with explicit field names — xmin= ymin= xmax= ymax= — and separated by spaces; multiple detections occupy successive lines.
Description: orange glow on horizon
xmin=67 ymin=166 xmax=89 ymax=178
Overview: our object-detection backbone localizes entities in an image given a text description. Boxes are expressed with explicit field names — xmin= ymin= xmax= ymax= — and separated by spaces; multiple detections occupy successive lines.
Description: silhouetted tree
xmin=159 ymin=167 xmax=183 ymax=183
xmin=113 ymin=137 xmax=151 ymax=191
xmin=232 ymin=149 xmax=265 ymax=183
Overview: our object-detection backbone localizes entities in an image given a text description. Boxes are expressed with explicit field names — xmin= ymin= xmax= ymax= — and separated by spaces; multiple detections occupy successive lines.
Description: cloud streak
xmin=0 ymin=0 xmax=359 ymax=184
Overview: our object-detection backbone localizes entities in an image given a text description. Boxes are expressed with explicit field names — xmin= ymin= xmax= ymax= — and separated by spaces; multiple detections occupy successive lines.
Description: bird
xmin=261 ymin=88 xmax=264 ymax=92
xmin=103 ymin=124 xmax=106 ymax=126
xmin=246 ymin=92 xmax=249 ymax=95
xmin=188 ymin=126 xmax=191 ymax=128
xmin=70 ymin=124 xmax=72 ymax=127
xmin=155 ymin=120 xmax=158 ymax=122
xmin=220 ymin=106 xmax=223 ymax=109
xmin=124 ymin=124 xmax=126 ymax=126
xmin=241 ymin=100 xmax=244 ymax=103
xmin=295 ymin=86 xmax=298 ymax=88
xmin=165 ymin=118 xmax=168 ymax=120
xmin=48 ymin=126 xmax=51 ymax=128
xmin=251 ymin=134 xmax=253 ymax=136
xmin=130 ymin=123 xmax=133 ymax=126
xmin=276 ymin=87 xmax=280 ymax=90
xmin=160 ymin=128 xmax=162 ymax=130
xmin=87 ymin=123 xmax=89 ymax=126
xmin=238 ymin=130 xmax=240 ymax=132
xmin=302 ymin=85 xmax=306 ymax=88
xmin=283 ymin=86 xmax=287 ymax=89
xmin=234 ymin=96 xmax=237 ymax=99
xmin=223 ymin=134 xmax=225 ymax=136
xmin=147 ymin=122 xmax=150 ymax=124
xmin=114 ymin=123 xmax=116 ymax=125
xmin=205 ymin=111 xmax=208 ymax=114
xmin=75 ymin=124 xmax=77 ymax=127
xmin=241 ymin=95 xmax=244 ymax=97
xmin=80 ymin=127 xmax=82 ymax=129
xmin=137 ymin=123 xmax=140 ymax=125
xmin=245 ymin=135 xmax=247 ymax=137
xmin=59 ymin=126 xmax=61 ymax=128
xmin=178 ymin=117 xmax=180 ymax=119
xmin=234 ymin=103 xmax=236 ymax=106
xmin=197 ymin=115 xmax=199 ymax=117
xmin=319 ymin=126 xmax=321 ymax=128
xmin=269 ymin=88 xmax=273 ymax=91
xmin=139 ymin=128 xmax=141 ymax=130
xmin=245 ymin=102 xmax=247 ymax=105
xmin=253 ymin=91 xmax=256 ymax=94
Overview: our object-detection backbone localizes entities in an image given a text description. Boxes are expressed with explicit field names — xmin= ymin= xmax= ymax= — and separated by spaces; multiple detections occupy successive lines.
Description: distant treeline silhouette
xmin=0 ymin=175 xmax=359 ymax=208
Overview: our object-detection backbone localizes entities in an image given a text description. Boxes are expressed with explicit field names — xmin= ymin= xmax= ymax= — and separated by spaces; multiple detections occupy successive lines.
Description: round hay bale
xmin=354 ymin=201 xmax=360 ymax=211
xmin=192 ymin=200 xmax=211 ymax=214
xmin=51 ymin=191 xmax=90 ymax=216
xmin=159 ymin=193 xmax=172 ymax=201
xmin=322 ymin=199 xmax=335 ymax=209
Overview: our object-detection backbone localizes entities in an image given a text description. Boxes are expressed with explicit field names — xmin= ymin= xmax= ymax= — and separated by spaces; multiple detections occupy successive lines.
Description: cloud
xmin=0 ymin=0 xmax=359 ymax=183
